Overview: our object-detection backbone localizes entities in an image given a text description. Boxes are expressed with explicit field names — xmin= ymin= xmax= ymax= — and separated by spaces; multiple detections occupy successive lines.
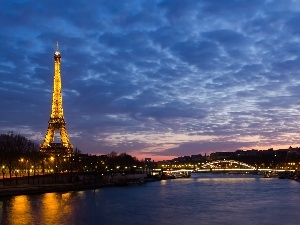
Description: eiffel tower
xmin=40 ymin=42 xmax=73 ymax=156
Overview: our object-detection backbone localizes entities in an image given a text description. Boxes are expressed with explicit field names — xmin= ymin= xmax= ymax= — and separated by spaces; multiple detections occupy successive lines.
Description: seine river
xmin=1 ymin=173 xmax=300 ymax=225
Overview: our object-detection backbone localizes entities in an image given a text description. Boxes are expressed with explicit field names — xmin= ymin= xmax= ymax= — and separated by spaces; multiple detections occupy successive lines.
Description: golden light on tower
xmin=40 ymin=42 xmax=73 ymax=156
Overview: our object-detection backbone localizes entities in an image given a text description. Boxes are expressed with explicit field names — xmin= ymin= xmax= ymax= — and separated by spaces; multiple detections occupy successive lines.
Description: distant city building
xmin=210 ymin=152 xmax=235 ymax=160
xmin=145 ymin=158 xmax=152 ymax=163
xmin=165 ymin=146 xmax=298 ymax=165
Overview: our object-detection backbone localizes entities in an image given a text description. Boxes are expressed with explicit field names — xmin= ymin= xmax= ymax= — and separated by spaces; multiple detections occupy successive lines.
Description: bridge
xmin=195 ymin=160 xmax=289 ymax=172
xmin=161 ymin=160 xmax=292 ymax=173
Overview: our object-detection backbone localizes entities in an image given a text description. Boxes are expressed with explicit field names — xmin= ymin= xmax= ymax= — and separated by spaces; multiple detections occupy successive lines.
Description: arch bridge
xmin=195 ymin=160 xmax=284 ymax=172
xmin=160 ymin=160 xmax=289 ymax=174
xmin=201 ymin=160 xmax=254 ymax=169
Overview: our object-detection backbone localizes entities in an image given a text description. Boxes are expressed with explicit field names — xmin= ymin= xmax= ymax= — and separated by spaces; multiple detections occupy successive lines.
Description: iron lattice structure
xmin=40 ymin=43 xmax=73 ymax=156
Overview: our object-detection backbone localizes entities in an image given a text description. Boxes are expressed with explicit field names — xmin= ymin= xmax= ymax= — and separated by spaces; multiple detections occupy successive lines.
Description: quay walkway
xmin=0 ymin=173 xmax=147 ymax=197
xmin=0 ymin=183 xmax=113 ymax=197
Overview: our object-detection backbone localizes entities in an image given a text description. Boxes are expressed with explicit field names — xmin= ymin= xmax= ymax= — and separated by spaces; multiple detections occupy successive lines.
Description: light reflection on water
xmin=1 ymin=173 xmax=300 ymax=225
xmin=1 ymin=192 xmax=82 ymax=225
xmin=40 ymin=192 xmax=76 ymax=225
xmin=9 ymin=196 xmax=31 ymax=225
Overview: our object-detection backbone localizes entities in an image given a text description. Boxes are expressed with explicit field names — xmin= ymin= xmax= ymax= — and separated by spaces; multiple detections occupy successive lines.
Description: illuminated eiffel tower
xmin=40 ymin=42 xmax=73 ymax=156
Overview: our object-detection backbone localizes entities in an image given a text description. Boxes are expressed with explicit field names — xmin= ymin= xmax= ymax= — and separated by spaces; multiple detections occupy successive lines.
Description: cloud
xmin=1 ymin=0 xmax=300 ymax=160
xmin=150 ymin=141 xmax=257 ymax=156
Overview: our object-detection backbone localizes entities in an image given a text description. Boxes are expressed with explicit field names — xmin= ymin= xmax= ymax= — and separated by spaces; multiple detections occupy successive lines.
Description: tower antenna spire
xmin=56 ymin=41 xmax=59 ymax=51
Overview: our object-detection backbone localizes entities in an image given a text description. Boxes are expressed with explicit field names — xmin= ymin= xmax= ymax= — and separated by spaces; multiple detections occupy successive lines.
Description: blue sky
xmin=1 ymin=0 xmax=300 ymax=160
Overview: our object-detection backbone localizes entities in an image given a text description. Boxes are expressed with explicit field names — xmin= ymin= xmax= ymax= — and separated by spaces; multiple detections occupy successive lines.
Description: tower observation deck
xmin=40 ymin=42 xmax=73 ymax=156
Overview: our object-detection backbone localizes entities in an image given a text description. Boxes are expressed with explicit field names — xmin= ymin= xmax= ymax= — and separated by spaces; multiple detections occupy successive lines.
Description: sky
xmin=2 ymin=0 xmax=300 ymax=161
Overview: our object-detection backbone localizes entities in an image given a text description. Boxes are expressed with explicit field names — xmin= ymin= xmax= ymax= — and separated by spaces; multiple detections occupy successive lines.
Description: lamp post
xmin=2 ymin=166 xmax=5 ymax=185
xmin=50 ymin=156 xmax=54 ymax=173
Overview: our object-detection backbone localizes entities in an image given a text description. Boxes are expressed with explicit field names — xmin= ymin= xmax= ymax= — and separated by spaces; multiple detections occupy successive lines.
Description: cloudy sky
xmin=1 ymin=0 xmax=300 ymax=160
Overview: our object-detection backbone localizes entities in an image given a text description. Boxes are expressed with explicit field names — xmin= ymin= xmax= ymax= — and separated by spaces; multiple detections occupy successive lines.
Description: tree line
xmin=0 ymin=132 xmax=143 ymax=179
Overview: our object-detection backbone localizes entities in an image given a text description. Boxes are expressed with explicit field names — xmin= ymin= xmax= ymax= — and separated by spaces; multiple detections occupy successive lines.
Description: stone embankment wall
xmin=0 ymin=173 xmax=147 ymax=186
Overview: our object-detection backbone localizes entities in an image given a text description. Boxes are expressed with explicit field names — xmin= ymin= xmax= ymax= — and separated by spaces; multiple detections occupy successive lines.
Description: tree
xmin=0 ymin=132 xmax=39 ymax=181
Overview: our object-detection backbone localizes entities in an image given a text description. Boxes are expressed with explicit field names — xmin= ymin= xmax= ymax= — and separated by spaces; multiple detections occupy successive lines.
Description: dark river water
xmin=1 ymin=173 xmax=300 ymax=225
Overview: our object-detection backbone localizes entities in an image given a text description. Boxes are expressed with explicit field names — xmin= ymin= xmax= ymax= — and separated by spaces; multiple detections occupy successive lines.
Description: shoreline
xmin=0 ymin=173 xmax=149 ymax=197
xmin=1 ymin=172 xmax=297 ymax=197
xmin=0 ymin=181 xmax=144 ymax=198
xmin=0 ymin=183 xmax=113 ymax=197
xmin=0 ymin=174 xmax=186 ymax=197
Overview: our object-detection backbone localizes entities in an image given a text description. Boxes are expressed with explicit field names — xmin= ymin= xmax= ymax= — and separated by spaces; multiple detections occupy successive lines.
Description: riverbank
xmin=0 ymin=183 xmax=116 ymax=197
xmin=2 ymin=171 xmax=297 ymax=197
xmin=0 ymin=173 xmax=193 ymax=197
xmin=0 ymin=172 xmax=148 ymax=197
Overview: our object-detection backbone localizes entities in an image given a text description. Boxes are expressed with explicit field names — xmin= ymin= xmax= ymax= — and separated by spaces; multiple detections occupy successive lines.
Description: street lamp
xmin=49 ymin=156 xmax=55 ymax=173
